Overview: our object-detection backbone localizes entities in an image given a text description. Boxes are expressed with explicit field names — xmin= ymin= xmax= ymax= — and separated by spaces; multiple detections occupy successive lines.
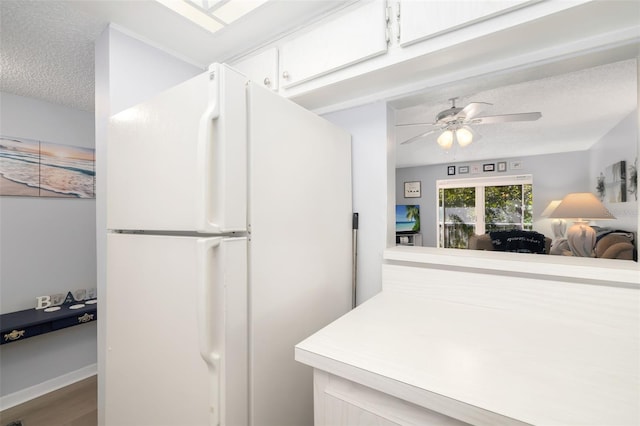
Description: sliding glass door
xmin=439 ymin=186 xmax=477 ymax=248
xmin=485 ymin=184 xmax=533 ymax=231
xmin=438 ymin=175 xmax=533 ymax=248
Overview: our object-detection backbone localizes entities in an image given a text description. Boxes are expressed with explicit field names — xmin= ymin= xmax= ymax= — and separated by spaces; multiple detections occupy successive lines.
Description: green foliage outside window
xmin=441 ymin=187 xmax=475 ymax=207
xmin=439 ymin=183 xmax=533 ymax=248
xmin=485 ymin=184 xmax=533 ymax=231
xmin=440 ymin=187 xmax=476 ymax=248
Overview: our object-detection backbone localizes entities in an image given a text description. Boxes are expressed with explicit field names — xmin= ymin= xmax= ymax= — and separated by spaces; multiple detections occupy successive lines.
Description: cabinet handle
xmin=263 ymin=77 xmax=271 ymax=87
xmin=4 ymin=329 xmax=25 ymax=341
xmin=282 ymin=71 xmax=290 ymax=79
xmin=78 ymin=313 xmax=95 ymax=323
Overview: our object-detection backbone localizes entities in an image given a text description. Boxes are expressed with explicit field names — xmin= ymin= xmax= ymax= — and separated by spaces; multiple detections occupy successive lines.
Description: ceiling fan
xmin=397 ymin=97 xmax=542 ymax=149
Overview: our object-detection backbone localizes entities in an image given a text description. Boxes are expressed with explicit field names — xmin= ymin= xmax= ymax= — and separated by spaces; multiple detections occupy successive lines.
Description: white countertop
xmin=384 ymin=246 xmax=640 ymax=286
xmin=296 ymin=257 xmax=640 ymax=425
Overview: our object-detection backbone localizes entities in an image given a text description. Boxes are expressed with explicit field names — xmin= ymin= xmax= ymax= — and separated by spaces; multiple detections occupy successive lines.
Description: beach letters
xmin=35 ymin=288 xmax=97 ymax=310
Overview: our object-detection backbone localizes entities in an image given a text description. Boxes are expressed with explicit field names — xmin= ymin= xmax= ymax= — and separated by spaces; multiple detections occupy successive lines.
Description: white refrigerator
xmin=105 ymin=63 xmax=353 ymax=426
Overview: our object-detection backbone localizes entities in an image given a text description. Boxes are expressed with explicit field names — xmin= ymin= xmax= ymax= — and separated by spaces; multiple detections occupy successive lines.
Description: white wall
xmin=0 ymin=92 xmax=97 ymax=402
xmin=589 ymin=111 xmax=639 ymax=232
xmin=396 ymin=151 xmax=592 ymax=247
xmin=94 ymin=25 xmax=203 ymax=426
xmin=323 ymin=102 xmax=395 ymax=304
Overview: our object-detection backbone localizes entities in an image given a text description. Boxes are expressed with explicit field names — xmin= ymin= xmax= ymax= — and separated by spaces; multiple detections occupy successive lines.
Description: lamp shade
xmin=540 ymin=200 xmax=566 ymax=240
xmin=540 ymin=200 xmax=562 ymax=217
xmin=548 ymin=192 xmax=615 ymax=220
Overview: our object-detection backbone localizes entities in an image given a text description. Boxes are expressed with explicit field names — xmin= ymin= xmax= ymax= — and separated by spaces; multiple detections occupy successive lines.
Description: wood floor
xmin=0 ymin=375 xmax=97 ymax=426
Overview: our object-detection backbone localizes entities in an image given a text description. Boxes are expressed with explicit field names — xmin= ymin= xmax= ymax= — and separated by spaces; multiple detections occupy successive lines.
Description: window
xmin=437 ymin=175 xmax=533 ymax=248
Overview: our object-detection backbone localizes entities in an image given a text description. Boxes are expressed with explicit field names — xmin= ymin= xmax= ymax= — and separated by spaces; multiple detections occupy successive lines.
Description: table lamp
xmin=540 ymin=200 xmax=566 ymax=239
xmin=548 ymin=192 xmax=615 ymax=257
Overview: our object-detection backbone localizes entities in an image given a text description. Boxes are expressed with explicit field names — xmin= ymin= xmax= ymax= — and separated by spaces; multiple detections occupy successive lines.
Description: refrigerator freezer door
xmin=106 ymin=233 xmax=248 ymax=426
xmin=107 ymin=64 xmax=248 ymax=233
xmin=247 ymin=83 xmax=353 ymax=426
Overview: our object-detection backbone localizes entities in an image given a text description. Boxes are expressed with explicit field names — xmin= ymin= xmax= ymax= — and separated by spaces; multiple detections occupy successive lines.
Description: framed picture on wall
xmin=404 ymin=181 xmax=421 ymax=198
xmin=447 ymin=166 xmax=456 ymax=176
xmin=483 ymin=163 xmax=495 ymax=172
xmin=497 ymin=161 xmax=507 ymax=172
xmin=0 ymin=135 xmax=95 ymax=198
xmin=458 ymin=166 xmax=469 ymax=174
xmin=603 ymin=160 xmax=627 ymax=202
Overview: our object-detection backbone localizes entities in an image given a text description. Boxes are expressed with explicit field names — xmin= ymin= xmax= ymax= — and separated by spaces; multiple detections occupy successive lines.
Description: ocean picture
xmin=396 ymin=204 xmax=420 ymax=232
xmin=0 ymin=136 xmax=95 ymax=198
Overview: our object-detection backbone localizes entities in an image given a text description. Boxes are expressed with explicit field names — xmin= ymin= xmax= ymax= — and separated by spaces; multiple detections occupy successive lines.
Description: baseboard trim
xmin=0 ymin=363 xmax=97 ymax=411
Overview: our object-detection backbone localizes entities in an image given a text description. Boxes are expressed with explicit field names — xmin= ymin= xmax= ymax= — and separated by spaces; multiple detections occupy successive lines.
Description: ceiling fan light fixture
xmin=456 ymin=126 xmax=473 ymax=147
xmin=397 ymin=97 xmax=541 ymax=147
xmin=437 ymin=130 xmax=454 ymax=149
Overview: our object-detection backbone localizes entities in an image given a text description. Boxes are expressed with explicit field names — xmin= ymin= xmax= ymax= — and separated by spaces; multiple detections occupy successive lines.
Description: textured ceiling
xmin=0 ymin=1 xmax=104 ymax=111
xmin=0 ymin=0 xmax=349 ymax=112
xmin=393 ymin=59 xmax=638 ymax=168
xmin=1 ymin=0 xmax=637 ymax=168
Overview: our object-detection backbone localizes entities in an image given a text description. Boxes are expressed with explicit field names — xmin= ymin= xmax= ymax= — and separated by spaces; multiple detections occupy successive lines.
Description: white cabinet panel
xmin=400 ymin=0 xmax=533 ymax=47
xmin=314 ymin=370 xmax=469 ymax=426
xmin=232 ymin=47 xmax=279 ymax=90
xmin=280 ymin=1 xmax=388 ymax=89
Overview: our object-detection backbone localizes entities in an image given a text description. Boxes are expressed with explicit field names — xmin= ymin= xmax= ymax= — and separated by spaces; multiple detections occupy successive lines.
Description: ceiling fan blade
xmin=396 ymin=122 xmax=437 ymax=127
xmin=470 ymin=112 xmax=542 ymax=125
xmin=456 ymin=102 xmax=491 ymax=120
xmin=400 ymin=128 xmax=441 ymax=145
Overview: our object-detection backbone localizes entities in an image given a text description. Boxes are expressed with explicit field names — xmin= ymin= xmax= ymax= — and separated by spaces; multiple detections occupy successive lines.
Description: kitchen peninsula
xmin=296 ymin=247 xmax=640 ymax=425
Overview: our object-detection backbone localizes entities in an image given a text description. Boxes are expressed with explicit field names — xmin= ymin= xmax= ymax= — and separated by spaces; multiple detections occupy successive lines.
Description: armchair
xmin=550 ymin=232 xmax=635 ymax=260
xmin=595 ymin=234 xmax=635 ymax=260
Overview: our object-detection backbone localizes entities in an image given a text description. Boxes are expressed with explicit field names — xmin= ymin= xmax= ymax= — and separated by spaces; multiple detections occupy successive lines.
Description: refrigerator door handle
xmin=197 ymin=236 xmax=223 ymax=426
xmin=196 ymin=68 xmax=222 ymax=233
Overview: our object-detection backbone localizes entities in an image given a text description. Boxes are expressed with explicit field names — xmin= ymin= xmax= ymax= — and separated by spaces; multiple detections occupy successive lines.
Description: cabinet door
xmin=280 ymin=1 xmax=388 ymax=89
xmin=232 ymin=47 xmax=279 ymax=90
xmin=314 ymin=370 xmax=468 ymax=426
xmin=399 ymin=0 xmax=532 ymax=47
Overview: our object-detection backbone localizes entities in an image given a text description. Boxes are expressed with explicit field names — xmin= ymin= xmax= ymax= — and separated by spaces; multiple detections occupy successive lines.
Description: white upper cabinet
xmin=228 ymin=1 xmax=634 ymax=113
xmin=232 ymin=48 xmax=279 ymax=91
xmin=279 ymin=1 xmax=389 ymax=89
xmin=399 ymin=0 xmax=533 ymax=46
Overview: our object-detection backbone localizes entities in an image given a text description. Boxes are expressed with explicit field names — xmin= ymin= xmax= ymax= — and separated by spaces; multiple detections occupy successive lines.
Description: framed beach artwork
xmin=603 ymin=160 xmax=626 ymax=203
xmin=0 ymin=136 xmax=95 ymax=198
